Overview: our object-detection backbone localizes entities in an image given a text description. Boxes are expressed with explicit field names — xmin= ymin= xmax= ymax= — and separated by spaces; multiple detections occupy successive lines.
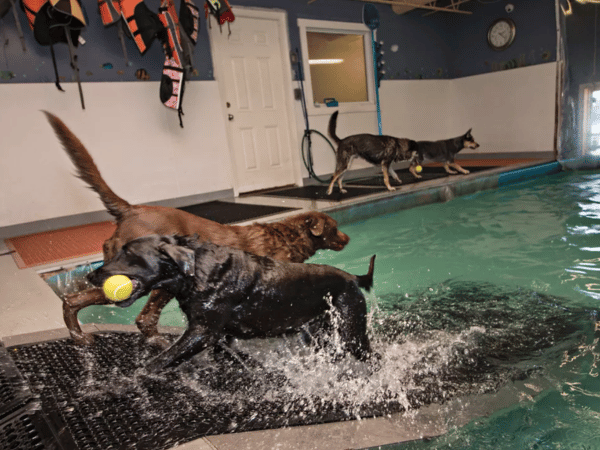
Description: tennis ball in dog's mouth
xmin=103 ymin=275 xmax=134 ymax=302
xmin=416 ymin=165 xmax=423 ymax=173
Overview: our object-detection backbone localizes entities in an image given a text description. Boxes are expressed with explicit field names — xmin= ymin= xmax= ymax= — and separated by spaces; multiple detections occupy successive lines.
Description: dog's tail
xmin=328 ymin=110 xmax=342 ymax=145
xmin=356 ymin=255 xmax=376 ymax=292
xmin=43 ymin=111 xmax=132 ymax=222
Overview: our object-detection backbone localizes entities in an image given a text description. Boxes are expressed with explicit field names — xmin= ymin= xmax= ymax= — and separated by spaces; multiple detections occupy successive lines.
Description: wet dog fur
xmin=409 ymin=129 xmax=480 ymax=178
xmin=43 ymin=112 xmax=350 ymax=348
xmin=87 ymin=235 xmax=377 ymax=372
xmin=327 ymin=111 xmax=418 ymax=194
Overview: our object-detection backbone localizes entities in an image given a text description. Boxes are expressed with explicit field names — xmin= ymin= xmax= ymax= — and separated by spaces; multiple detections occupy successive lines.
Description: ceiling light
xmin=308 ymin=59 xmax=344 ymax=65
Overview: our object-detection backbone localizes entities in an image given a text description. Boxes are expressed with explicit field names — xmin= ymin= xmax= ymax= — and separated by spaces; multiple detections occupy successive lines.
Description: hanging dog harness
xmin=20 ymin=0 xmax=86 ymax=108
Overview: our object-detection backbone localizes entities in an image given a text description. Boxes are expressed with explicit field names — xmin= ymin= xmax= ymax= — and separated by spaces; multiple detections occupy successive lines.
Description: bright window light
xmin=308 ymin=59 xmax=344 ymax=65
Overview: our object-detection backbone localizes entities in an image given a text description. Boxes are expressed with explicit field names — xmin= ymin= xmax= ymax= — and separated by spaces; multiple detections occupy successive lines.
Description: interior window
xmin=298 ymin=19 xmax=374 ymax=113
xmin=306 ymin=31 xmax=368 ymax=104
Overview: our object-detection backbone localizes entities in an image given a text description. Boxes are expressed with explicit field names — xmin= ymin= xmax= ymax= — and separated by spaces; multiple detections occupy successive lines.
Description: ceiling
xmin=318 ymin=0 xmax=475 ymax=15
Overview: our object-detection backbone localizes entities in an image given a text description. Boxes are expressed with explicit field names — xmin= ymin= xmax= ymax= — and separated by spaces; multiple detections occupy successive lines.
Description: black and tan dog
xmin=327 ymin=111 xmax=417 ymax=194
xmin=88 ymin=234 xmax=377 ymax=372
xmin=410 ymin=129 xmax=480 ymax=178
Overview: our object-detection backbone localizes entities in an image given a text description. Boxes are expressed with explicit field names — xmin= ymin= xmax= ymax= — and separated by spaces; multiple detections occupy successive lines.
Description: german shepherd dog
xmin=327 ymin=111 xmax=417 ymax=194
xmin=410 ymin=129 xmax=480 ymax=178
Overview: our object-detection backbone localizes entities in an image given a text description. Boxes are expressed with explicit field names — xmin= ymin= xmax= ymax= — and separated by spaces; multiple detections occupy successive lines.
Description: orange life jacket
xmin=20 ymin=0 xmax=86 ymax=108
xmin=97 ymin=0 xmax=165 ymax=55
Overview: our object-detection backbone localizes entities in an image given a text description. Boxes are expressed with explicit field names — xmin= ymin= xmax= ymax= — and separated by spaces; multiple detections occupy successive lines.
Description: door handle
xmin=228 ymin=114 xmax=234 ymax=121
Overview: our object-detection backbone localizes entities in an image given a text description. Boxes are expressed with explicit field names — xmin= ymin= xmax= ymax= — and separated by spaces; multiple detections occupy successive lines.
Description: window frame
xmin=580 ymin=82 xmax=600 ymax=156
xmin=298 ymin=18 xmax=376 ymax=116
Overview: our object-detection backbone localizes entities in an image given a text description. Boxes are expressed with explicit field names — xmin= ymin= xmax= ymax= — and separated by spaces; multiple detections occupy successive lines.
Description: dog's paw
xmin=340 ymin=188 xmax=348 ymax=194
xmin=146 ymin=335 xmax=171 ymax=350
xmin=145 ymin=357 xmax=166 ymax=373
xmin=461 ymin=169 xmax=470 ymax=174
xmin=70 ymin=331 xmax=95 ymax=346
xmin=386 ymin=186 xmax=396 ymax=191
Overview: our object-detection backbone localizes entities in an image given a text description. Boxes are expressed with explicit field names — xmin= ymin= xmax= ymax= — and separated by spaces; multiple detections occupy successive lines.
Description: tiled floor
xmin=0 ymin=160 xmax=552 ymax=450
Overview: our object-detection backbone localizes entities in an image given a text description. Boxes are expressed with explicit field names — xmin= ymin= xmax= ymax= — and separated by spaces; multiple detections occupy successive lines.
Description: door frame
xmin=207 ymin=6 xmax=302 ymax=196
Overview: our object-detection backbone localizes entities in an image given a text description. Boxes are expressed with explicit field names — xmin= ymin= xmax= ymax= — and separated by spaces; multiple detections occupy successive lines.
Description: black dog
xmin=410 ymin=129 xmax=480 ymax=178
xmin=327 ymin=111 xmax=418 ymax=194
xmin=88 ymin=235 xmax=377 ymax=372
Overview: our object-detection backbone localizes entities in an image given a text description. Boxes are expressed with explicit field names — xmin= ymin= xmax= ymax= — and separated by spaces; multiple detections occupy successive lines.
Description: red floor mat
xmin=5 ymin=221 xmax=115 ymax=269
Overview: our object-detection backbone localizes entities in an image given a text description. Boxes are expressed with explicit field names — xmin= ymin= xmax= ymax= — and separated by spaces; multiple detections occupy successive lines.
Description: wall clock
xmin=487 ymin=18 xmax=516 ymax=51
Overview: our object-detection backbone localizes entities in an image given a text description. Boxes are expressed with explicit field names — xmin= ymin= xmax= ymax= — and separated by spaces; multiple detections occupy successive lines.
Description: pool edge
xmin=324 ymin=160 xmax=560 ymax=226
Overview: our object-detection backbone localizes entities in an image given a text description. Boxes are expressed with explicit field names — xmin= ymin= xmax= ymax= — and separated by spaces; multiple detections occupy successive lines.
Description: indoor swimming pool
xmin=42 ymin=169 xmax=600 ymax=448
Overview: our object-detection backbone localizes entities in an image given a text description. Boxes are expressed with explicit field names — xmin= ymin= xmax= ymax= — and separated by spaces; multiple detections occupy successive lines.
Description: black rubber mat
xmin=264 ymin=167 xmax=497 ymax=200
xmin=4 ymin=282 xmax=590 ymax=450
xmin=348 ymin=166 xmax=498 ymax=188
xmin=263 ymin=185 xmax=386 ymax=201
xmin=0 ymin=344 xmax=77 ymax=450
xmin=6 ymin=333 xmax=421 ymax=450
xmin=178 ymin=201 xmax=298 ymax=224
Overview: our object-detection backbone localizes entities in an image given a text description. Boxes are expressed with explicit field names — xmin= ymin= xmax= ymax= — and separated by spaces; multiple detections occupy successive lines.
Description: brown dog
xmin=44 ymin=112 xmax=350 ymax=347
xmin=327 ymin=111 xmax=418 ymax=194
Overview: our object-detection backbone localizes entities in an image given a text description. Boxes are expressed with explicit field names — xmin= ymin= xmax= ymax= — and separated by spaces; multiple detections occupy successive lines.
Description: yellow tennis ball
xmin=416 ymin=165 xmax=423 ymax=173
xmin=103 ymin=275 xmax=133 ymax=302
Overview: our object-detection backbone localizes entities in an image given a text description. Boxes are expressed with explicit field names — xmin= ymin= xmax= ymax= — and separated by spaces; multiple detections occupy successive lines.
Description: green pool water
xmin=74 ymin=170 xmax=600 ymax=448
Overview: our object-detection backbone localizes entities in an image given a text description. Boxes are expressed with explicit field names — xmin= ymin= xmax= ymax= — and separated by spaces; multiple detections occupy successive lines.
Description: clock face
xmin=488 ymin=18 xmax=516 ymax=51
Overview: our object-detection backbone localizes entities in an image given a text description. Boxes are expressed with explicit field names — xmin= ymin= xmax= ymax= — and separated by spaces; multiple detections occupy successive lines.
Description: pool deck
xmin=0 ymin=160 xmax=561 ymax=450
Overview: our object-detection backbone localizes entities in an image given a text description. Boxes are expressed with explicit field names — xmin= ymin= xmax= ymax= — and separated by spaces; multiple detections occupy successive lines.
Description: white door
xmin=209 ymin=9 xmax=298 ymax=194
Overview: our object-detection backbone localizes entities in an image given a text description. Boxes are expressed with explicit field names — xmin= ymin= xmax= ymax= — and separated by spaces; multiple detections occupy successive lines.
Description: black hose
xmin=295 ymin=49 xmax=335 ymax=184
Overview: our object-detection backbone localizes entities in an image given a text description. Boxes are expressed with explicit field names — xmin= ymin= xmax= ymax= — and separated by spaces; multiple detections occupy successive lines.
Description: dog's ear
xmin=466 ymin=128 xmax=472 ymax=135
xmin=306 ymin=215 xmax=325 ymax=237
xmin=159 ymin=240 xmax=196 ymax=276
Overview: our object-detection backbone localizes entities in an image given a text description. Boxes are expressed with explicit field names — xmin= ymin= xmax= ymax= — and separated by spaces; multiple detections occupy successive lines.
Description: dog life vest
xmin=158 ymin=0 xmax=199 ymax=127
xmin=97 ymin=0 xmax=165 ymax=55
xmin=20 ymin=0 xmax=86 ymax=107
xmin=204 ymin=0 xmax=234 ymax=27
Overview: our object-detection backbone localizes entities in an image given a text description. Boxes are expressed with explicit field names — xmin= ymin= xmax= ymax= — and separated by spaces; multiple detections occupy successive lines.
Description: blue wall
xmin=0 ymin=0 xmax=214 ymax=83
xmin=0 ymin=0 xmax=558 ymax=85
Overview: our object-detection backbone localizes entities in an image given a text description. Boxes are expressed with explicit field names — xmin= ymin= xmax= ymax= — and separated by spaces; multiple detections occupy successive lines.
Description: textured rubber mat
xmin=0 ymin=344 xmax=77 ymax=450
xmin=263 ymin=185 xmax=386 ymax=201
xmin=178 ymin=200 xmax=297 ymax=224
xmin=348 ymin=166 xmax=498 ymax=188
xmin=5 ymin=282 xmax=590 ymax=449
xmin=6 ymin=332 xmax=425 ymax=450
xmin=5 ymin=221 xmax=116 ymax=269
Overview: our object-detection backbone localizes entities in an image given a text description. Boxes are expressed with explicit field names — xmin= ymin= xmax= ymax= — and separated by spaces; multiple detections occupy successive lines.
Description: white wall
xmin=0 ymin=81 xmax=232 ymax=228
xmin=449 ymin=63 xmax=557 ymax=154
xmin=1 ymin=63 xmax=557 ymax=230
xmin=381 ymin=62 xmax=557 ymax=153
